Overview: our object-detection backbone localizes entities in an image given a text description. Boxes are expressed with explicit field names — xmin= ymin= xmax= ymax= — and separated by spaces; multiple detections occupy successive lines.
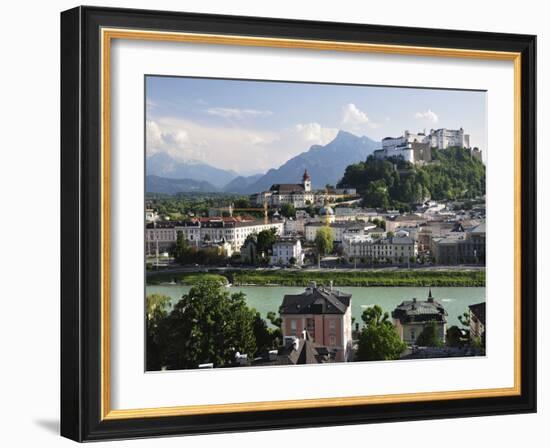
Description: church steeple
xmin=302 ymin=169 xmax=311 ymax=192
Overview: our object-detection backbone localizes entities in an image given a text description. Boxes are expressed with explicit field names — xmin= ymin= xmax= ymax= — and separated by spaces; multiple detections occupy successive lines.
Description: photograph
xmin=144 ymin=76 xmax=487 ymax=371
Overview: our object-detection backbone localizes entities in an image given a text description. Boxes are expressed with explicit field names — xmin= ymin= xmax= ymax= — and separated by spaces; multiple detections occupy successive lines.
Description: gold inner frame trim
xmin=100 ymin=27 xmax=522 ymax=420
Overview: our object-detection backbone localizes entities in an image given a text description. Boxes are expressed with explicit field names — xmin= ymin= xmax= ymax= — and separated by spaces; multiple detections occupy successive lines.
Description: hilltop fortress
xmin=373 ymin=128 xmax=482 ymax=165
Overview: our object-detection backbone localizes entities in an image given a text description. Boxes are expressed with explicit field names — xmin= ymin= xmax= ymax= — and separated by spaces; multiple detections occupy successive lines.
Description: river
xmin=145 ymin=285 xmax=485 ymax=328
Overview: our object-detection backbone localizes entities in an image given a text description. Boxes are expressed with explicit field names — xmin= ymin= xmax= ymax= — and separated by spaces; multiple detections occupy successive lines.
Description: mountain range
xmin=145 ymin=131 xmax=379 ymax=195
xmin=145 ymin=175 xmax=219 ymax=194
xmin=146 ymin=152 xmax=238 ymax=188
xmin=229 ymin=131 xmax=378 ymax=193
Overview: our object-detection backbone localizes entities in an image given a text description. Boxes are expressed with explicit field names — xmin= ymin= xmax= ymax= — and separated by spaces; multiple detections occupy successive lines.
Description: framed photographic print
xmin=60 ymin=6 xmax=537 ymax=442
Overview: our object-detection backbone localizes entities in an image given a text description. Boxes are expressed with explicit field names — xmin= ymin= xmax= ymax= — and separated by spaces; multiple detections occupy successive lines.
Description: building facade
xmin=270 ymin=238 xmax=304 ymax=266
xmin=280 ymin=284 xmax=353 ymax=362
xmin=145 ymin=217 xmax=284 ymax=255
xmin=251 ymin=170 xmax=356 ymax=208
xmin=373 ymin=128 xmax=476 ymax=164
xmin=468 ymin=302 xmax=486 ymax=342
xmin=392 ymin=290 xmax=448 ymax=345
xmin=428 ymin=127 xmax=470 ymax=149
xmin=305 ymin=221 xmax=377 ymax=243
xmin=430 ymin=223 xmax=486 ymax=265
xmin=343 ymin=235 xmax=417 ymax=264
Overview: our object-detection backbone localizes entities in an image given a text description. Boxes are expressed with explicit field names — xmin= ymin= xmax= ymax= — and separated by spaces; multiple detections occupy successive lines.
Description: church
xmin=250 ymin=170 xmax=355 ymax=209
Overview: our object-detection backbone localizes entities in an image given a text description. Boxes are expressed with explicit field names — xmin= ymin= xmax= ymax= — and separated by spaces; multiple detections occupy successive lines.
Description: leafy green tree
xmin=146 ymin=294 xmax=171 ymax=370
xmin=415 ymin=321 xmax=443 ymax=347
xmin=370 ymin=218 xmax=386 ymax=230
xmin=314 ymin=226 xmax=334 ymax=267
xmin=356 ymin=305 xmax=406 ymax=361
xmin=266 ymin=311 xmax=282 ymax=328
xmin=233 ymin=198 xmax=251 ymax=209
xmin=458 ymin=311 xmax=470 ymax=327
xmin=280 ymin=203 xmax=296 ymax=218
xmin=174 ymin=230 xmax=189 ymax=262
xmin=364 ymin=179 xmax=390 ymax=209
xmin=252 ymin=312 xmax=278 ymax=353
xmin=164 ymin=281 xmax=258 ymax=369
xmin=256 ymin=228 xmax=278 ymax=258
xmin=305 ymin=203 xmax=316 ymax=217
xmin=446 ymin=325 xmax=463 ymax=348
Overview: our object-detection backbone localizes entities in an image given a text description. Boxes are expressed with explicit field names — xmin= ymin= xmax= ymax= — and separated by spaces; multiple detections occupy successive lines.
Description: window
xmin=290 ymin=319 xmax=297 ymax=336
xmin=329 ymin=319 xmax=336 ymax=331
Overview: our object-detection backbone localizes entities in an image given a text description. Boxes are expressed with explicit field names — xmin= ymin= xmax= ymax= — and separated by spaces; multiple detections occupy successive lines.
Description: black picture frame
xmin=61 ymin=5 xmax=536 ymax=442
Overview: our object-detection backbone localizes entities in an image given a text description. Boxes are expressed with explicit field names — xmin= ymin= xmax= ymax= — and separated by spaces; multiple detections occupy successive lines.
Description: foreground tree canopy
xmin=146 ymin=281 xmax=279 ymax=370
xmin=338 ymin=148 xmax=485 ymax=209
xmin=355 ymin=305 xmax=406 ymax=361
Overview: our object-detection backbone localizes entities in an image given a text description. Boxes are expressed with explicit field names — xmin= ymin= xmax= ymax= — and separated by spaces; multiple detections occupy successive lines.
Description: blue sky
xmin=146 ymin=76 xmax=486 ymax=175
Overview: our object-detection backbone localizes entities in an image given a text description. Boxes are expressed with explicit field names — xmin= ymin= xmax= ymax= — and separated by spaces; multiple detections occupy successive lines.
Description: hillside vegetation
xmin=337 ymin=147 xmax=485 ymax=210
xmin=147 ymin=269 xmax=486 ymax=287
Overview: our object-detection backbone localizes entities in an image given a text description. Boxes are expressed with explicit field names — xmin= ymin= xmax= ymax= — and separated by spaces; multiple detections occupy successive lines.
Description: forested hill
xmin=337 ymin=147 xmax=485 ymax=210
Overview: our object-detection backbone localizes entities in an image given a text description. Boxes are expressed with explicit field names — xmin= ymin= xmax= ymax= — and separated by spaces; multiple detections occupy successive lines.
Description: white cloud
xmin=414 ymin=109 xmax=439 ymax=123
xmin=146 ymin=118 xmax=338 ymax=174
xmin=205 ymin=107 xmax=273 ymax=119
xmin=341 ymin=103 xmax=369 ymax=132
xmin=146 ymin=121 xmax=195 ymax=160
xmin=294 ymin=122 xmax=338 ymax=144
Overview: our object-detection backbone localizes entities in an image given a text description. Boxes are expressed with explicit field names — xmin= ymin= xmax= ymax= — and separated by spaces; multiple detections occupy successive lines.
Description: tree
xmin=314 ymin=226 xmax=334 ymax=267
xmin=458 ymin=311 xmax=470 ymax=327
xmin=174 ymin=230 xmax=189 ymax=262
xmin=163 ymin=281 xmax=258 ymax=369
xmin=266 ymin=311 xmax=282 ymax=328
xmin=370 ymin=218 xmax=386 ymax=230
xmin=446 ymin=325 xmax=463 ymax=348
xmin=146 ymin=294 xmax=171 ymax=370
xmin=233 ymin=197 xmax=251 ymax=209
xmin=415 ymin=321 xmax=443 ymax=347
xmin=355 ymin=305 xmax=406 ymax=361
xmin=364 ymin=179 xmax=390 ymax=209
xmin=280 ymin=203 xmax=296 ymax=218
xmin=252 ymin=312 xmax=279 ymax=353
xmin=256 ymin=228 xmax=278 ymax=258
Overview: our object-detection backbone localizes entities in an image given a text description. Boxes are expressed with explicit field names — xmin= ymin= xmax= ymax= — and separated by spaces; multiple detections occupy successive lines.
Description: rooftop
xmin=392 ymin=290 xmax=447 ymax=323
xmin=269 ymin=183 xmax=305 ymax=193
xmin=280 ymin=285 xmax=351 ymax=315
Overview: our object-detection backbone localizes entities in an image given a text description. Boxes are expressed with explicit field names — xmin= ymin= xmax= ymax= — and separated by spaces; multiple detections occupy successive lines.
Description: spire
xmin=428 ymin=287 xmax=433 ymax=300
xmin=302 ymin=169 xmax=311 ymax=181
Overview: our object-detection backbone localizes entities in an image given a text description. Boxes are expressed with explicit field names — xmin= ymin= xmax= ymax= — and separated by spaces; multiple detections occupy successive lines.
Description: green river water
xmin=145 ymin=285 xmax=485 ymax=329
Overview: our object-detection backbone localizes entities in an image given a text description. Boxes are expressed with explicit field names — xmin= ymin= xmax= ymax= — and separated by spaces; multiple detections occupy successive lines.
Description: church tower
xmin=302 ymin=169 xmax=311 ymax=192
